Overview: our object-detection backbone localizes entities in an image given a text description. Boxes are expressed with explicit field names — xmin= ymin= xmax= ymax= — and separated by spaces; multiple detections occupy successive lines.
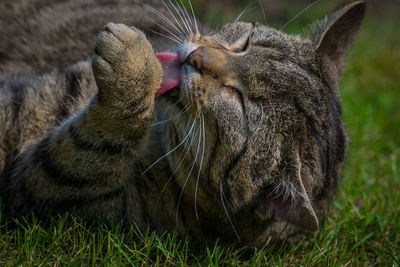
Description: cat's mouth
xmin=155 ymin=44 xmax=199 ymax=99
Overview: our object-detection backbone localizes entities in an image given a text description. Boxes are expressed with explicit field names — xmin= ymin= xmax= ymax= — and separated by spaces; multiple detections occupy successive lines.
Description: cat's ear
xmin=259 ymin=149 xmax=319 ymax=232
xmin=271 ymin=164 xmax=319 ymax=232
xmin=271 ymin=185 xmax=319 ymax=232
xmin=312 ymin=1 xmax=366 ymax=84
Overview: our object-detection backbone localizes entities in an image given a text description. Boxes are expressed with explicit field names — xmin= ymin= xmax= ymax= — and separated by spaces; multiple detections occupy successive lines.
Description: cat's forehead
xmin=252 ymin=23 xmax=308 ymax=50
xmin=209 ymin=21 xmax=306 ymax=50
xmin=209 ymin=22 xmax=253 ymax=46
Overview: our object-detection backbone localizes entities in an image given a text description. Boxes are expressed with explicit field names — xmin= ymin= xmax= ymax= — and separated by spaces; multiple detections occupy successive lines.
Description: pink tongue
xmin=155 ymin=52 xmax=181 ymax=98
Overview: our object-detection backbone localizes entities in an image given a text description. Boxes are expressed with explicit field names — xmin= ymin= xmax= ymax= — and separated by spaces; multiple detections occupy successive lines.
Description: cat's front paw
xmin=92 ymin=23 xmax=162 ymax=109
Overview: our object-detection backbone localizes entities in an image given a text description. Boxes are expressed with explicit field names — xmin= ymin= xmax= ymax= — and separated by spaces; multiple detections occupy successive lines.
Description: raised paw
xmin=92 ymin=23 xmax=162 ymax=106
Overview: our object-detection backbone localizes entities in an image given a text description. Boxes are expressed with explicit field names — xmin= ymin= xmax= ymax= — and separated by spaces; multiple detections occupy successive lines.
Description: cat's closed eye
xmin=231 ymin=24 xmax=254 ymax=53
xmin=232 ymin=37 xmax=250 ymax=53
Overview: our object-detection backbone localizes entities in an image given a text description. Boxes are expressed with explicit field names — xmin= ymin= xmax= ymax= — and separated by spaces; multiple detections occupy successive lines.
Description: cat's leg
xmin=2 ymin=23 xmax=162 ymax=218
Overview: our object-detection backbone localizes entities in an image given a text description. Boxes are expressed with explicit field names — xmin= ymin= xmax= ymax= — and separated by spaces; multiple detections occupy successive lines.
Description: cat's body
xmin=0 ymin=0 xmax=365 ymax=247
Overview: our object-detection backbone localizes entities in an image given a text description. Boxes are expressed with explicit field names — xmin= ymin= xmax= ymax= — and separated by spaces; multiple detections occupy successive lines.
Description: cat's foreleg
xmin=3 ymin=23 xmax=162 ymax=218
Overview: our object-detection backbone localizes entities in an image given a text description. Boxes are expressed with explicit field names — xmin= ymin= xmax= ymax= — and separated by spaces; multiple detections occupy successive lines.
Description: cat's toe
xmin=94 ymin=28 xmax=125 ymax=66
xmin=103 ymin=23 xmax=146 ymax=47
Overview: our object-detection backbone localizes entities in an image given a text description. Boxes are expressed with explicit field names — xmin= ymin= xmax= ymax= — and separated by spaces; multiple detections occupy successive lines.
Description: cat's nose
xmin=187 ymin=46 xmax=203 ymax=70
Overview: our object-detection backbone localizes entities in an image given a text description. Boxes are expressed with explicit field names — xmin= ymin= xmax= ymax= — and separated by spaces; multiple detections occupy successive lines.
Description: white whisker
xmin=173 ymin=0 xmax=192 ymax=35
xmin=155 ymin=23 xmax=184 ymax=43
xmin=280 ymin=0 xmax=321 ymax=31
xmin=176 ymin=120 xmax=202 ymax=226
xmin=178 ymin=0 xmax=195 ymax=34
xmin=151 ymin=101 xmax=188 ymax=127
xmin=158 ymin=118 xmax=198 ymax=200
xmin=145 ymin=27 xmax=181 ymax=44
xmin=234 ymin=5 xmax=250 ymax=23
xmin=257 ymin=0 xmax=266 ymax=25
xmin=166 ymin=110 xmax=193 ymax=152
xmin=187 ymin=0 xmax=199 ymax=34
xmin=145 ymin=16 xmax=184 ymax=43
xmin=152 ymin=112 xmax=183 ymax=127
xmin=194 ymin=113 xmax=205 ymax=220
xmin=167 ymin=0 xmax=191 ymax=35
xmin=164 ymin=96 xmax=186 ymax=114
xmin=161 ymin=0 xmax=188 ymax=38
xmin=142 ymin=117 xmax=196 ymax=175
xmin=221 ymin=182 xmax=234 ymax=212
xmin=133 ymin=0 xmax=185 ymax=40
xmin=220 ymin=181 xmax=240 ymax=240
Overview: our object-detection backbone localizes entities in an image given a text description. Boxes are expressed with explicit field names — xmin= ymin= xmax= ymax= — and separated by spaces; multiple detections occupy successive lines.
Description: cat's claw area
xmin=155 ymin=52 xmax=181 ymax=98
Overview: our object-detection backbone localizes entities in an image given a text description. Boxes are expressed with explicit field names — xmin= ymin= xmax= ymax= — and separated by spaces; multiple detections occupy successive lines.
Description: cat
xmin=0 ymin=0 xmax=365 ymax=247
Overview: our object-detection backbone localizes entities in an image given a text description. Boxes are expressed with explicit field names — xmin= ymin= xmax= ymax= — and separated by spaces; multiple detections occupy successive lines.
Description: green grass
xmin=1 ymin=2 xmax=400 ymax=266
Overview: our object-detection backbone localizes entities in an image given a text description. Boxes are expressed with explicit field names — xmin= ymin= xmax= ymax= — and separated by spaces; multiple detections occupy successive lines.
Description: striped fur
xmin=0 ymin=0 xmax=365 ymax=247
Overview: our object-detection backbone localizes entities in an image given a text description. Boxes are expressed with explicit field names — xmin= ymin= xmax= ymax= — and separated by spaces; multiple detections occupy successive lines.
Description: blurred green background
xmin=192 ymin=0 xmax=399 ymax=29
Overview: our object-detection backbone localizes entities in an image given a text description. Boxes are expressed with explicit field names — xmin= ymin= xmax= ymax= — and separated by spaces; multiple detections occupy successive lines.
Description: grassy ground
xmin=1 ymin=1 xmax=399 ymax=266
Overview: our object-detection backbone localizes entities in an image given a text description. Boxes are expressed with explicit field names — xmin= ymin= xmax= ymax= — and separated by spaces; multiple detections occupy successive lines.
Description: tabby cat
xmin=0 ymin=0 xmax=365 ymax=247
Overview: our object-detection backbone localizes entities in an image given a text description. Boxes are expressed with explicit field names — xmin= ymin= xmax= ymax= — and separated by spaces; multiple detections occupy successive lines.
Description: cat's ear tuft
xmin=312 ymin=1 xmax=366 ymax=84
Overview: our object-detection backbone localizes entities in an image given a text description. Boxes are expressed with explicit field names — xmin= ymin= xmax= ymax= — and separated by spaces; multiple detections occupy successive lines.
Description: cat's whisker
xmin=220 ymin=180 xmax=234 ymax=212
xmin=220 ymin=181 xmax=240 ymax=240
xmin=156 ymin=10 xmax=186 ymax=40
xmin=181 ymin=116 xmax=198 ymax=153
xmin=177 ymin=1 xmax=194 ymax=35
xmin=178 ymin=0 xmax=195 ymax=35
xmin=152 ymin=111 xmax=185 ymax=127
xmin=187 ymin=0 xmax=199 ymax=34
xmin=154 ymin=22 xmax=184 ymax=43
xmin=167 ymin=0 xmax=191 ymax=36
xmin=145 ymin=27 xmax=182 ymax=44
xmin=256 ymin=0 xmax=267 ymax=25
xmin=151 ymin=100 xmax=188 ymax=127
xmin=164 ymin=96 xmax=188 ymax=116
xmin=280 ymin=0 xmax=321 ymax=31
xmin=234 ymin=5 xmax=251 ymax=23
xmin=161 ymin=0 xmax=188 ymax=38
xmin=133 ymin=0 xmax=185 ymax=40
xmin=144 ymin=16 xmax=184 ymax=43
xmin=194 ymin=113 xmax=205 ymax=220
xmin=200 ymin=19 xmax=207 ymax=35
xmin=166 ymin=104 xmax=193 ymax=149
xmin=174 ymin=0 xmax=193 ymax=35
xmin=142 ymin=117 xmax=196 ymax=175
xmin=153 ymin=16 xmax=186 ymax=42
xmin=166 ymin=109 xmax=193 ymax=153
xmin=176 ymin=120 xmax=202 ymax=226
xmin=158 ymin=117 xmax=198 ymax=201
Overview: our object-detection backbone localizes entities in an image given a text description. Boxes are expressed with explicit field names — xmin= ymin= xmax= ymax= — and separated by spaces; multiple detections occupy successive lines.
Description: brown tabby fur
xmin=0 ymin=0 xmax=365 ymax=247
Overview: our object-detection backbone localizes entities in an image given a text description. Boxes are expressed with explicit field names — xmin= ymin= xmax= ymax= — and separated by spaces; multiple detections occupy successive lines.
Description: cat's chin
xmin=165 ymin=86 xmax=180 ymax=97
xmin=157 ymin=87 xmax=180 ymax=102
xmin=156 ymin=86 xmax=184 ymax=116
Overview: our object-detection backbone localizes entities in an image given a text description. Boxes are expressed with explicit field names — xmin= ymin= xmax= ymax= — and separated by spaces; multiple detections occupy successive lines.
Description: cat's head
xmin=158 ymin=1 xmax=365 ymax=245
